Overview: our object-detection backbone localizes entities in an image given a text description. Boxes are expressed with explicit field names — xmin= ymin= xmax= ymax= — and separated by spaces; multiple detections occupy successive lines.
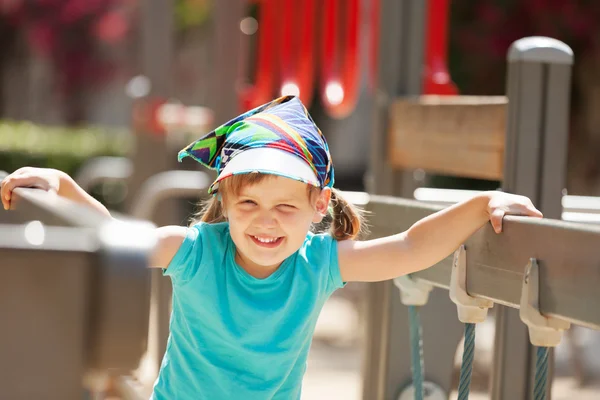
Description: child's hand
xmin=486 ymin=191 xmax=543 ymax=233
xmin=1 ymin=167 xmax=61 ymax=210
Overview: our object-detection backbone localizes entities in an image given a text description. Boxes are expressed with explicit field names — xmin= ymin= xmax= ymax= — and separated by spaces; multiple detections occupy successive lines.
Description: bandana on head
xmin=178 ymin=95 xmax=335 ymax=194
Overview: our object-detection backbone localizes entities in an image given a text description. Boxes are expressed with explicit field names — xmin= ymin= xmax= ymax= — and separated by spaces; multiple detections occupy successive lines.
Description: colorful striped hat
xmin=178 ymin=95 xmax=335 ymax=194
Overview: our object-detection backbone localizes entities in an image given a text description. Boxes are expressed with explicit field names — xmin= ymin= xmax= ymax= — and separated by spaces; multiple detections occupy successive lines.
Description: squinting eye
xmin=239 ymin=200 xmax=256 ymax=206
xmin=278 ymin=204 xmax=297 ymax=210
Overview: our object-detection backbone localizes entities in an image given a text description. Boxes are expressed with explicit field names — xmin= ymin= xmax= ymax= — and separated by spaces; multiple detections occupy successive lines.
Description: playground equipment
xmin=4 ymin=1 xmax=600 ymax=399
xmin=3 ymin=30 xmax=600 ymax=399
xmin=365 ymin=1 xmax=585 ymax=398
xmin=112 ymin=31 xmax=595 ymax=400
xmin=0 ymin=171 xmax=155 ymax=399
xmin=0 ymin=168 xmax=209 ymax=399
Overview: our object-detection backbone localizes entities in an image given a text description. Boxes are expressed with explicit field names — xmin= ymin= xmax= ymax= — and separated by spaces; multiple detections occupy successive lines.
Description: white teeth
xmin=254 ymin=236 xmax=278 ymax=243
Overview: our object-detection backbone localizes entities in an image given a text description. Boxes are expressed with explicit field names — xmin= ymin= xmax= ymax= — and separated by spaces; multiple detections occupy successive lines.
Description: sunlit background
xmin=1 ymin=1 xmax=600 ymax=399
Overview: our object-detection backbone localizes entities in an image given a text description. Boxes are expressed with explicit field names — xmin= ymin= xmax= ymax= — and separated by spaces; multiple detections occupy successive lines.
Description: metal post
xmin=130 ymin=170 xmax=208 ymax=376
xmin=367 ymin=0 xmax=426 ymax=198
xmin=212 ymin=0 xmax=246 ymax=124
xmin=74 ymin=157 xmax=133 ymax=192
xmin=126 ymin=0 xmax=176 ymax=384
xmin=491 ymin=36 xmax=573 ymax=400
xmin=364 ymin=1 xmax=465 ymax=399
xmin=126 ymin=0 xmax=176 ymax=226
xmin=363 ymin=0 xmax=424 ymax=396
xmin=363 ymin=0 xmax=411 ymax=392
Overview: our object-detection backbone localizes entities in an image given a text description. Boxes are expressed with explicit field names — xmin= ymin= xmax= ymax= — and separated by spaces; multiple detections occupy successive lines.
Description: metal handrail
xmin=413 ymin=187 xmax=600 ymax=222
xmin=0 ymin=170 xmax=158 ymax=398
xmin=129 ymin=170 xmax=210 ymax=220
xmin=361 ymin=193 xmax=600 ymax=330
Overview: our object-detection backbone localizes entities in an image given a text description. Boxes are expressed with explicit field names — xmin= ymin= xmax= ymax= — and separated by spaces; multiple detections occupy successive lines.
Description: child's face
xmin=222 ymin=175 xmax=330 ymax=275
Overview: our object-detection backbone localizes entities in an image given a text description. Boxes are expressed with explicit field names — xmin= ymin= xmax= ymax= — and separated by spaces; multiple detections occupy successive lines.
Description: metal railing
xmin=5 ymin=167 xmax=600 ymax=399
xmin=74 ymin=156 xmax=133 ymax=192
xmin=414 ymin=187 xmax=600 ymax=223
xmin=356 ymin=193 xmax=600 ymax=330
xmin=0 ymin=170 xmax=156 ymax=399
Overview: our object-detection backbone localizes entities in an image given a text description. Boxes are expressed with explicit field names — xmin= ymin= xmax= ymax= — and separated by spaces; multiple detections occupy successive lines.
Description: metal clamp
xmin=449 ymin=245 xmax=493 ymax=323
xmin=394 ymin=274 xmax=433 ymax=306
xmin=519 ymin=258 xmax=570 ymax=347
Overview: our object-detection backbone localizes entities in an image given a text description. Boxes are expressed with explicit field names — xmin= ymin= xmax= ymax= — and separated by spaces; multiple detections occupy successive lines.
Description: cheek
xmin=278 ymin=211 xmax=314 ymax=231
xmin=226 ymin=211 xmax=251 ymax=235
xmin=228 ymin=207 xmax=252 ymax=222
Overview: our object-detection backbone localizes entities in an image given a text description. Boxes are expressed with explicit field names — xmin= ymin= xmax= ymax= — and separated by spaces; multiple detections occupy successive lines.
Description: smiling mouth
xmin=249 ymin=235 xmax=284 ymax=248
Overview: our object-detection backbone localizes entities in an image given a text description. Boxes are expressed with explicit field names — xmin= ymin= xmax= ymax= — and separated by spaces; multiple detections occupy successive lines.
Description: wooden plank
xmin=363 ymin=194 xmax=600 ymax=330
xmin=388 ymin=95 xmax=507 ymax=180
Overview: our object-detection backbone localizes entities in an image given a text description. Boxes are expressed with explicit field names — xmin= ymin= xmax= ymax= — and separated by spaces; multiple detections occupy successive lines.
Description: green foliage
xmin=0 ymin=120 xmax=131 ymax=177
xmin=0 ymin=120 xmax=130 ymax=155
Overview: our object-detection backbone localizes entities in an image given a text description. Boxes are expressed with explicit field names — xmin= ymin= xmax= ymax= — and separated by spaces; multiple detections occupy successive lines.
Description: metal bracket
xmin=394 ymin=274 xmax=433 ymax=306
xmin=449 ymin=245 xmax=494 ymax=323
xmin=519 ymin=258 xmax=570 ymax=347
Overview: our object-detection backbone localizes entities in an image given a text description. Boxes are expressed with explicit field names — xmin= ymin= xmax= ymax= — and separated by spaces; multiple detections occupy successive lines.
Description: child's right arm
xmin=1 ymin=167 xmax=110 ymax=216
xmin=1 ymin=167 xmax=186 ymax=269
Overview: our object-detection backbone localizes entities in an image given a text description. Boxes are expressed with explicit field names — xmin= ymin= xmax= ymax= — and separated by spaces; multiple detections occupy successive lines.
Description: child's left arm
xmin=337 ymin=191 xmax=543 ymax=283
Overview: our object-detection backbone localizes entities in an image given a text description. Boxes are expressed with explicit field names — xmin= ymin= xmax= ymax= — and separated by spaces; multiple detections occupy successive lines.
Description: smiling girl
xmin=1 ymin=96 xmax=542 ymax=400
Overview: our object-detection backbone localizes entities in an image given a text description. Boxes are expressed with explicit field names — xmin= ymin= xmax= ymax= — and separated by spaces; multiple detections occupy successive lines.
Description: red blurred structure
xmin=240 ymin=0 xmax=458 ymax=116
xmin=318 ymin=0 xmax=360 ymax=119
xmin=279 ymin=0 xmax=317 ymax=108
xmin=422 ymin=0 xmax=458 ymax=95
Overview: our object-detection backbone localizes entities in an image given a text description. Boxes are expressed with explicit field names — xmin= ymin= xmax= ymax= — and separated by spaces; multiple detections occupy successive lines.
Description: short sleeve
xmin=325 ymin=236 xmax=346 ymax=295
xmin=163 ymin=223 xmax=204 ymax=285
xmin=303 ymin=233 xmax=346 ymax=296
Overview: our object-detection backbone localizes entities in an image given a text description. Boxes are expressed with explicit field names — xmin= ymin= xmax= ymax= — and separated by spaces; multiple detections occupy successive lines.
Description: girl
xmin=1 ymin=96 xmax=542 ymax=399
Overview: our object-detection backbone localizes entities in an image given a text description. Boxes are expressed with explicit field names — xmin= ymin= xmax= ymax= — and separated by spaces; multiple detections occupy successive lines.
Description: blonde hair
xmin=192 ymin=174 xmax=366 ymax=241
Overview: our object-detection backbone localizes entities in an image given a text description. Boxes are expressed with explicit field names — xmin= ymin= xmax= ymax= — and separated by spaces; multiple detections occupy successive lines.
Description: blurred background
xmin=1 ymin=0 xmax=600 ymax=399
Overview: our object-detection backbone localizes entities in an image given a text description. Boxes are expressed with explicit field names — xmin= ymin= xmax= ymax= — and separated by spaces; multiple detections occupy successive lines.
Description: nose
xmin=254 ymin=210 xmax=277 ymax=229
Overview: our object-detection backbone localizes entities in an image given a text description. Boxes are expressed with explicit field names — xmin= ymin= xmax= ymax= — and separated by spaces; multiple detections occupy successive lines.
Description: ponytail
xmin=328 ymin=188 xmax=366 ymax=241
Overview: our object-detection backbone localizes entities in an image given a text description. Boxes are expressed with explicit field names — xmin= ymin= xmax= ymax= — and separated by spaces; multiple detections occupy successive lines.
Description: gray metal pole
xmin=363 ymin=0 xmax=422 ymax=395
xmin=74 ymin=157 xmax=133 ymax=193
xmin=129 ymin=170 xmax=209 ymax=375
xmin=212 ymin=0 xmax=245 ymax=124
xmin=126 ymin=0 xmax=177 ymax=226
xmin=363 ymin=1 xmax=464 ymax=399
xmin=367 ymin=0 xmax=426 ymax=198
xmin=491 ymin=36 xmax=573 ymax=400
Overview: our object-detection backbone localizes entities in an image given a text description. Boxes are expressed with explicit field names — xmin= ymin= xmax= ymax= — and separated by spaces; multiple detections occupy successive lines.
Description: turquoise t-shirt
xmin=150 ymin=222 xmax=345 ymax=400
